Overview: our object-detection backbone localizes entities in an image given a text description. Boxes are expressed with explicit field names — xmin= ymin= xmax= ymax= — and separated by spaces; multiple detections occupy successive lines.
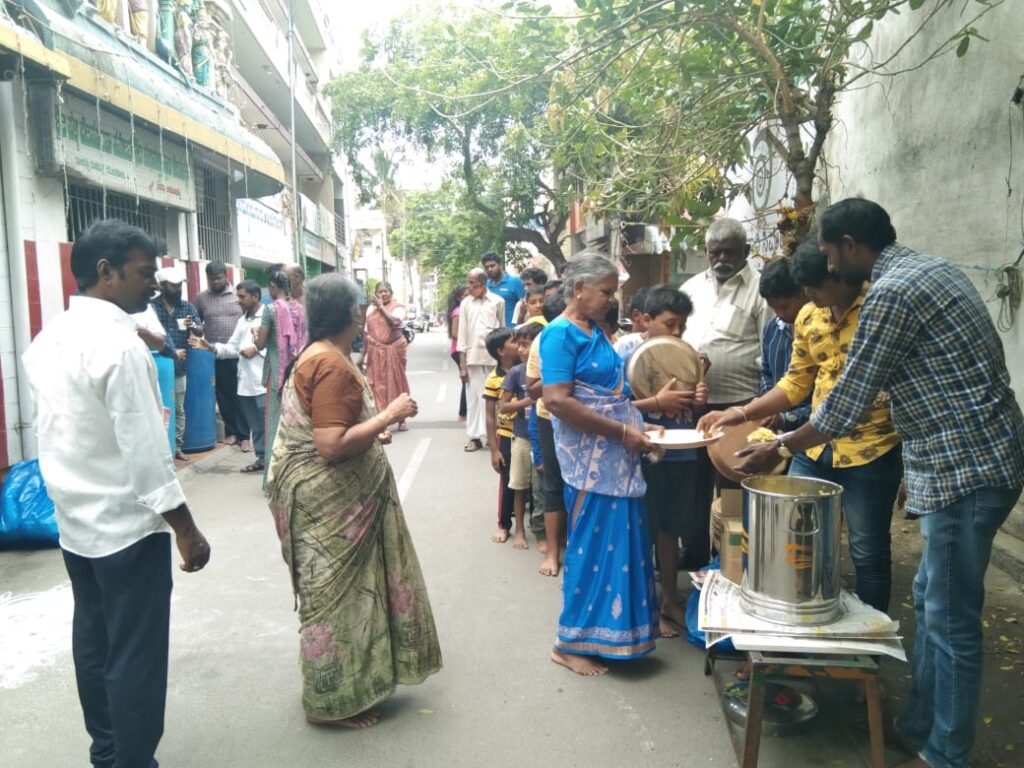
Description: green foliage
xmin=327 ymin=4 xmax=573 ymax=266
xmin=388 ymin=183 xmax=502 ymax=292
xmin=552 ymin=0 xmax=999 ymax=223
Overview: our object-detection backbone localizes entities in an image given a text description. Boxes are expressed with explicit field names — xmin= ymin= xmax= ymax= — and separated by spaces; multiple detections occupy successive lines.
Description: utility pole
xmin=287 ymin=0 xmax=303 ymax=272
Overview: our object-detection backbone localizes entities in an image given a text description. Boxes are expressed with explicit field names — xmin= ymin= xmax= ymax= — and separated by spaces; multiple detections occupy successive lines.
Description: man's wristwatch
xmin=776 ymin=432 xmax=794 ymax=459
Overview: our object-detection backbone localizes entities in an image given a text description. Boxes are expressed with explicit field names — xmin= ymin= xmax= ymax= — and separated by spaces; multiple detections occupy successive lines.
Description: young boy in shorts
xmin=526 ymin=292 xmax=568 ymax=576
xmin=620 ymin=285 xmax=709 ymax=637
xmin=499 ymin=322 xmax=546 ymax=550
xmin=483 ymin=327 xmax=519 ymax=544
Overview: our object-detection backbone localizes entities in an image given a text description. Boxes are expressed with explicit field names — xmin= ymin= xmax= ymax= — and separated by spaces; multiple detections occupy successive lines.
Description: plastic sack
xmin=684 ymin=556 xmax=736 ymax=653
xmin=0 ymin=459 xmax=59 ymax=548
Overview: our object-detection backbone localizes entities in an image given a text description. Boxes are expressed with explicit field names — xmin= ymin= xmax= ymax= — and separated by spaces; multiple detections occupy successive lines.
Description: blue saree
xmin=540 ymin=318 xmax=659 ymax=659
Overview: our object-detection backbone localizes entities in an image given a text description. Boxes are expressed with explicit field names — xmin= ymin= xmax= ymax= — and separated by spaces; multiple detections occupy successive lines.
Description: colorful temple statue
xmin=128 ymin=0 xmax=150 ymax=42
xmin=174 ymin=0 xmax=194 ymax=77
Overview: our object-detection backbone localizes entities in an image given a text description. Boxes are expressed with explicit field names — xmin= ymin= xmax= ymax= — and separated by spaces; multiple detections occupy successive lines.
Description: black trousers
xmin=214 ymin=358 xmax=249 ymax=439
xmin=451 ymin=352 xmax=467 ymax=418
xmin=62 ymin=533 xmax=172 ymax=768
xmin=497 ymin=435 xmax=514 ymax=531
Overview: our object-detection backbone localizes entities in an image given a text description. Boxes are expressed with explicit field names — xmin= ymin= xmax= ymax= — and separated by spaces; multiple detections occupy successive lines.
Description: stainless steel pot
xmin=740 ymin=475 xmax=843 ymax=625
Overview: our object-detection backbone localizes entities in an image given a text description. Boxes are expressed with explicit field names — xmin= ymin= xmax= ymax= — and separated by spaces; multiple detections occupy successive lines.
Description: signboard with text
xmin=58 ymin=94 xmax=195 ymax=210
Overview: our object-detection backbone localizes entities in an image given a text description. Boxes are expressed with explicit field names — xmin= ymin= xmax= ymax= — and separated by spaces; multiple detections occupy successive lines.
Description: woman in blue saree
xmin=541 ymin=253 xmax=697 ymax=676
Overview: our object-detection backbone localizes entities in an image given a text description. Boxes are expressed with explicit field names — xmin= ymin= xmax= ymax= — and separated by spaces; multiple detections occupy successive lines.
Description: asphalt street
xmin=1 ymin=330 xmax=897 ymax=768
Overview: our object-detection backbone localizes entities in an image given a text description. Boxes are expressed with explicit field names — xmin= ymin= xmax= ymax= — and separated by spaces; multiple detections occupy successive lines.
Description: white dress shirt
xmin=681 ymin=262 xmax=773 ymax=403
xmin=22 ymin=296 xmax=185 ymax=558
xmin=212 ymin=305 xmax=266 ymax=397
xmin=456 ymin=292 xmax=505 ymax=367
xmin=131 ymin=304 xmax=166 ymax=340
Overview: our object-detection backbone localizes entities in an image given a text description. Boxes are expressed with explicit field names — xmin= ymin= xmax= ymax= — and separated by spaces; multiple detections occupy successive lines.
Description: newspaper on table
xmin=699 ymin=570 xmax=907 ymax=662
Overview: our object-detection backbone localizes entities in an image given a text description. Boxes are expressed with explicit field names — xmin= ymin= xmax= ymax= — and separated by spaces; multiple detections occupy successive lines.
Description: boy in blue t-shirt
xmin=499 ymin=322 xmax=546 ymax=551
xmin=619 ymin=285 xmax=710 ymax=639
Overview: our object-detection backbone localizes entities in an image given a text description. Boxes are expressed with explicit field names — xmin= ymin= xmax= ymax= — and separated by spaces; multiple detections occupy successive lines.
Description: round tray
xmin=646 ymin=428 xmax=724 ymax=450
xmin=723 ymin=681 xmax=818 ymax=736
xmin=707 ymin=421 xmax=787 ymax=483
xmin=626 ymin=336 xmax=702 ymax=399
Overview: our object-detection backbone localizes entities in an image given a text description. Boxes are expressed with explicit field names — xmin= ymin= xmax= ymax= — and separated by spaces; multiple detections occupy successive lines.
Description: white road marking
xmin=398 ymin=438 xmax=432 ymax=503
xmin=436 ymin=383 xmax=447 ymax=403
xmin=0 ymin=584 xmax=73 ymax=689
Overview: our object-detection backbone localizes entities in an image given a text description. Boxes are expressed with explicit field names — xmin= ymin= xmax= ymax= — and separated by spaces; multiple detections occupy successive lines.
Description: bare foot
xmin=551 ymin=649 xmax=608 ymax=676
xmin=513 ymin=532 xmax=529 ymax=550
xmin=491 ymin=528 xmax=510 ymax=544
xmin=306 ymin=709 xmax=382 ymax=729
xmin=658 ymin=616 xmax=680 ymax=638
xmin=538 ymin=554 xmax=561 ymax=577
xmin=659 ymin=600 xmax=684 ymax=638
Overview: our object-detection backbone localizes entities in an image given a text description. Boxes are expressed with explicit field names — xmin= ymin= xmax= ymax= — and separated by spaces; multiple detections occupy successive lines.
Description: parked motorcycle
xmin=401 ymin=322 xmax=415 ymax=344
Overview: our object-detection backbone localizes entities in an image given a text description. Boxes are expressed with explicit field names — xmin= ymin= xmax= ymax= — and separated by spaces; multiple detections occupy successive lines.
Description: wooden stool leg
xmin=742 ymin=665 xmax=765 ymax=768
xmin=864 ymin=677 xmax=885 ymax=768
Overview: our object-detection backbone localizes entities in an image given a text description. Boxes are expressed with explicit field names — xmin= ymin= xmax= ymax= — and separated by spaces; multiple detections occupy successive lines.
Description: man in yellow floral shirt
xmin=698 ymin=239 xmax=902 ymax=613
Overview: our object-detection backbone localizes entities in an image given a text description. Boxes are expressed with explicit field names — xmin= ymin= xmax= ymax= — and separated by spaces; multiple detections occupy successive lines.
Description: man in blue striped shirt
xmin=758 ymin=258 xmax=811 ymax=429
xmin=739 ymin=199 xmax=1024 ymax=768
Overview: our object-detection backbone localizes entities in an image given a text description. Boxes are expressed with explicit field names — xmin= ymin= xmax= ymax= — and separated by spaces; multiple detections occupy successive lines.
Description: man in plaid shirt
xmin=738 ymin=199 xmax=1024 ymax=768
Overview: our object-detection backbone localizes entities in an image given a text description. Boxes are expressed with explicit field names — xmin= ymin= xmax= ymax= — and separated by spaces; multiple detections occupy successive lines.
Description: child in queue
xmin=483 ymin=327 xmax=520 ymax=544
xmin=527 ymin=292 xmax=568 ymax=576
xmin=499 ymin=322 xmax=546 ymax=550
xmin=524 ymin=285 xmax=547 ymax=323
xmin=618 ymin=285 xmax=710 ymax=637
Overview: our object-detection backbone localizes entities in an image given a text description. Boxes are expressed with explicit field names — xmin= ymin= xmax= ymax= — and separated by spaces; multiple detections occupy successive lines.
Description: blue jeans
xmin=896 ymin=486 xmax=1021 ymax=768
xmin=789 ymin=444 xmax=902 ymax=612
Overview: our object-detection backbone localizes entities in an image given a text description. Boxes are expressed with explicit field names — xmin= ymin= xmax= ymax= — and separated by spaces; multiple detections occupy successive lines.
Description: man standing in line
xmin=23 ymin=219 xmax=211 ymax=768
xmin=191 ymin=280 xmax=267 ymax=474
xmin=482 ymin=251 xmax=524 ymax=327
xmin=151 ymin=265 xmax=202 ymax=461
xmin=735 ymin=199 xmax=1024 ymax=768
xmin=194 ymin=262 xmax=248 ymax=449
xmin=681 ymin=218 xmax=774 ymax=411
xmin=457 ymin=267 xmax=505 ymax=452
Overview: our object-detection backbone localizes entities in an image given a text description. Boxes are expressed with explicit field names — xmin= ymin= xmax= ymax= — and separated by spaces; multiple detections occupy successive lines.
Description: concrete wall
xmin=821 ymin=2 xmax=1024 ymax=535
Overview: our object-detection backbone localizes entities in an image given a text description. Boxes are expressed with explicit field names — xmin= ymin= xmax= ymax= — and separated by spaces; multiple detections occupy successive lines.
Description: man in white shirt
xmin=681 ymin=218 xmax=773 ymax=408
xmin=22 ymin=219 xmax=211 ymax=768
xmin=457 ymin=266 xmax=505 ymax=451
xmin=191 ymin=280 xmax=267 ymax=473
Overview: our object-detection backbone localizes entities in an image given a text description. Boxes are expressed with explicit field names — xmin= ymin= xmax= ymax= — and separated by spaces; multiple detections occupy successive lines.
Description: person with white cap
xmin=150 ymin=263 xmax=203 ymax=460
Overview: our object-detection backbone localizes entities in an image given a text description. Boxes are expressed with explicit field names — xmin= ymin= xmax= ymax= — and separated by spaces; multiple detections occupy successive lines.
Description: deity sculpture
xmin=91 ymin=0 xmax=117 ymax=24
xmin=174 ymin=0 xmax=193 ymax=77
xmin=191 ymin=6 xmax=212 ymax=87
xmin=212 ymin=28 xmax=234 ymax=101
xmin=127 ymin=0 xmax=150 ymax=41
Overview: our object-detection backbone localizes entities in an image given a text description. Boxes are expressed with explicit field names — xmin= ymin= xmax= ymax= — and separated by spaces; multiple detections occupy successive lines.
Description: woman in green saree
xmin=267 ymin=274 xmax=442 ymax=728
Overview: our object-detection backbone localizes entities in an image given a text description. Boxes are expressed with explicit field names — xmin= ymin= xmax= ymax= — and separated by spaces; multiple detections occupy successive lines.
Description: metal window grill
xmin=66 ymin=184 xmax=170 ymax=243
xmin=195 ymin=165 xmax=232 ymax=263
xmin=334 ymin=198 xmax=347 ymax=247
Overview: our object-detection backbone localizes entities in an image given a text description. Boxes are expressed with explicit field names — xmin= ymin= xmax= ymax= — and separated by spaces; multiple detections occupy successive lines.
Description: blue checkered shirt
xmin=761 ymin=317 xmax=811 ymax=428
xmin=811 ymin=244 xmax=1024 ymax=514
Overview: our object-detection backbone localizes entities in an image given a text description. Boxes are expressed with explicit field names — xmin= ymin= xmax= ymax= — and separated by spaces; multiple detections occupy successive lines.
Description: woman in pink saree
xmin=364 ymin=282 xmax=411 ymax=431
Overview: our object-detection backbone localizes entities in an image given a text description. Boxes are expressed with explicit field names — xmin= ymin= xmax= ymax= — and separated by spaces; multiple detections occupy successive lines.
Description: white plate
xmin=646 ymin=428 xmax=724 ymax=449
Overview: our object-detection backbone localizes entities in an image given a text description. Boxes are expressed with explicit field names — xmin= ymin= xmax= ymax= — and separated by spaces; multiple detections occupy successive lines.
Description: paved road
xmin=2 ymin=331 xmax=892 ymax=767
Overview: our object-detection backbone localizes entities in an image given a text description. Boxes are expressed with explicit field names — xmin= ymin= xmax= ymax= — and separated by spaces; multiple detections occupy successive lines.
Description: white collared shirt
xmin=213 ymin=305 xmax=266 ymax=397
xmin=22 ymin=296 xmax=185 ymax=558
xmin=681 ymin=263 xmax=773 ymax=403
xmin=456 ymin=292 xmax=505 ymax=366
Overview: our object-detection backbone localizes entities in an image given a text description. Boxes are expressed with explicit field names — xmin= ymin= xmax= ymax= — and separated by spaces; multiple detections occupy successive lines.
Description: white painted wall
xmin=821 ymin=2 xmax=1024 ymax=534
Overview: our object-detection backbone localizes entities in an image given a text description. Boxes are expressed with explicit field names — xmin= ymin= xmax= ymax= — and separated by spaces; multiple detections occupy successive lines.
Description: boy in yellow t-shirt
xmin=483 ymin=327 xmax=519 ymax=544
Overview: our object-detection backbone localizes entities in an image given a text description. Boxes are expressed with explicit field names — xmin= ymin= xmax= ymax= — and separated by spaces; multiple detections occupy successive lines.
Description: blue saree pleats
xmin=556 ymin=487 xmax=659 ymax=659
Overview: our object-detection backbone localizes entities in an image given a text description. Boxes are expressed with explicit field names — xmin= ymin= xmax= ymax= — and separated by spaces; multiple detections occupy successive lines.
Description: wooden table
xmin=705 ymin=647 xmax=885 ymax=768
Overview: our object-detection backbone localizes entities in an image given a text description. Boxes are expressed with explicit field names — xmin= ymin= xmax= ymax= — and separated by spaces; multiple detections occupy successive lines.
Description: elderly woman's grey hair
xmin=467 ymin=267 xmax=487 ymax=283
xmin=306 ymin=274 xmax=361 ymax=342
xmin=706 ymin=217 xmax=748 ymax=246
xmin=562 ymin=250 xmax=618 ymax=299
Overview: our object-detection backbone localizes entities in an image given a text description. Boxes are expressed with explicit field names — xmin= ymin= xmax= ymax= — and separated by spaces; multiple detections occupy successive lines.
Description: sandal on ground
xmin=464 ymin=439 xmax=482 ymax=452
xmin=240 ymin=461 xmax=265 ymax=473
